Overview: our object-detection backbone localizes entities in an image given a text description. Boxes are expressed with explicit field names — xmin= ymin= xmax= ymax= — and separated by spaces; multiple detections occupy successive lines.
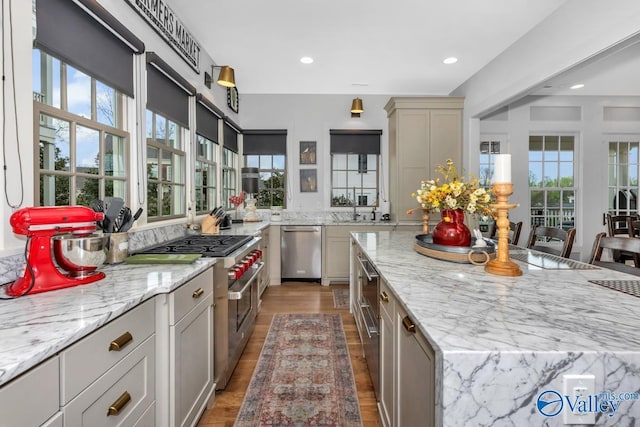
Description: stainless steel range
xmin=136 ymin=234 xmax=263 ymax=390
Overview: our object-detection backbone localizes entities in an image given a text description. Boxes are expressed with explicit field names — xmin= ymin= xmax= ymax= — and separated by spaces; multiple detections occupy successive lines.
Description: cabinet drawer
xmin=0 ymin=356 xmax=60 ymax=427
xmin=63 ymin=336 xmax=155 ymax=427
xmin=170 ymin=268 xmax=213 ymax=324
xmin=60 ymin=298 xmax=155 ymax=404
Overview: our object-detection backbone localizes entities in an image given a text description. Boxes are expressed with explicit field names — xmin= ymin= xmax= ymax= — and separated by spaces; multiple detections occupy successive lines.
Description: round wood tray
xmin=414 ymin=234 xmax=496 ymax=264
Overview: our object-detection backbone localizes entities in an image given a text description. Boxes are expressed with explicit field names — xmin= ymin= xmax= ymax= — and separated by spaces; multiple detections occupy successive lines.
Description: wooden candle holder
xmin=484 ymin=183 xmax=523 ymax=277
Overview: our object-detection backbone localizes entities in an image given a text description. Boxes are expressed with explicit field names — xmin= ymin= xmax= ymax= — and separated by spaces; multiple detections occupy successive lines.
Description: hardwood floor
xmin=196 ymin=282 xmax=382 ymax=427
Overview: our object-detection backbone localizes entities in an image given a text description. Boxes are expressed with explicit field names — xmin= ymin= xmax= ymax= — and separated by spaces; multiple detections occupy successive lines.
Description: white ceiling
xmin=171 ymin=0 xmax=571 ymax=95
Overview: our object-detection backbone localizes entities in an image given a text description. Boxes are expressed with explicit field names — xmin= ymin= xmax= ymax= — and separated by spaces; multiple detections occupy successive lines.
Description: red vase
xmin=432 ymin=209 xmax=471 ymax=247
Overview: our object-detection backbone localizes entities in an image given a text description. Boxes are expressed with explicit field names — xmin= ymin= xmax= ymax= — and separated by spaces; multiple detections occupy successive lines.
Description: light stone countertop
xmin=351 ymin=230 xmax=640 ymax=427
xmin=0 ymin=258 xmax=217 ymax=387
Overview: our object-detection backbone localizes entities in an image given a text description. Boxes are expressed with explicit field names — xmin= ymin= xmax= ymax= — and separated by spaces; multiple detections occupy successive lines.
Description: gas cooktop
xmin=137 ymin=235 xmax=253 ymax=257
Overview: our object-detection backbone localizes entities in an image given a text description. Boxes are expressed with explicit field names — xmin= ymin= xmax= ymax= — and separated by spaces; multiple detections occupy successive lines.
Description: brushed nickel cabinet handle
xmin=380 ymin=291 xmax=389 ymax=303
xmin=108 ymin=331 xmax=133 ymax=351
xmin=402 ymin=315 xmax=416 ymax=333
xmin=192 ymin=287 xmax=204 ymax=298
xmin=107 ymin=391 xmax=131 ymax=416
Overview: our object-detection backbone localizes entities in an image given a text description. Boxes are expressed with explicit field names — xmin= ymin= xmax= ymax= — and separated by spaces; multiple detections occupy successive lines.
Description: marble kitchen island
xmin=351 ymin=230 xmax=640 ymax=426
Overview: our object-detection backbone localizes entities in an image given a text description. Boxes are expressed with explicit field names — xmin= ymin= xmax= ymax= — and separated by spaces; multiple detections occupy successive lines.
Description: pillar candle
xmin=493 ymin=154 xmax=512 ymax=183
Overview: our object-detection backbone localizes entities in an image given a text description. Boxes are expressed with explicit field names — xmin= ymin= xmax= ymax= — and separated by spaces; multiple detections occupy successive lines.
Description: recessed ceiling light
xmin=443 ymin=57 xmax=458 ymax=65
xmin=300 ymin=56 xmax=314 ymax=64
xmin=570 ymin=83 xmax=585 ymax=90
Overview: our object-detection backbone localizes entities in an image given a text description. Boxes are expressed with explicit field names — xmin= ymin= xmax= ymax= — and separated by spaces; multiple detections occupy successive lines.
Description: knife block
xmin=201 ymin=215 xmax=220 ymax=235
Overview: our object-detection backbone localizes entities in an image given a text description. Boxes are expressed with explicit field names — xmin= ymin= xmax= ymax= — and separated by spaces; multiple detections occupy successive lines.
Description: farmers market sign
xmin=125 ymin=0 xmax=201 ymax=72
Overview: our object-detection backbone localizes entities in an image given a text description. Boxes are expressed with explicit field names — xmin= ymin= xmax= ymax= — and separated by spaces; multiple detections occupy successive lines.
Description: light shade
xmin=217 ymin=66 xmax=236 ymax=87
xmin=351 ymin=97 xmax=364 ymax=113
xmin=241 ymin=167 xmax=260 ymax=194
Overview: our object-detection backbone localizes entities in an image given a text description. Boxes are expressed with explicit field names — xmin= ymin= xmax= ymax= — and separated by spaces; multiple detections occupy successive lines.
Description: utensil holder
xmin=201 ymin=215 xmax=220 ymax=234
xmin=106 ymin=232 xmax=129 ymax=264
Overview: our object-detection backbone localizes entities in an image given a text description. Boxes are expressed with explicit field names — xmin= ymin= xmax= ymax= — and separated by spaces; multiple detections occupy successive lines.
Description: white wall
xmin=239 ymin=94 xmax=391 ymax=214
xmin=480 ymin=95 xmax=640 ymax=260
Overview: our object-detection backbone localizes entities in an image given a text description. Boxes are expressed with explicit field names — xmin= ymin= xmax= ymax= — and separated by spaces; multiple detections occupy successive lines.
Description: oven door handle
xmin=358 ymin=301 xmax=379 ymax=338
xmin=228 ymin=262 xmax=264 ymax=300
xmin=357 ymin=256 xmax=379 ymax=281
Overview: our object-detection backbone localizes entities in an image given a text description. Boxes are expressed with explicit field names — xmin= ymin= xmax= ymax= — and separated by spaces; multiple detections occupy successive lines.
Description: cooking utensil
xmin=132 ymin=207 xmax=143 ymax=221
xmin=115 ymin=206 xmax=132 ymax=233
xmin=103 ymin=197 xmax=124 ymax=233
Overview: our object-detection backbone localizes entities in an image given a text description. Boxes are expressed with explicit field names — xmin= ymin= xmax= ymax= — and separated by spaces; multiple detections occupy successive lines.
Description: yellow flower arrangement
xmin=409 ymin=159 xmax=494 ymax=218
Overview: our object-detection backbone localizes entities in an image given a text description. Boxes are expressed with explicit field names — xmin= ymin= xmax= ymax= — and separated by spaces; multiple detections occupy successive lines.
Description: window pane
xmin=259 ymin=155 xmax=271 ymax=169
xmin=105 ymin=133 xmax=126 ymax=177
xmin=246 ymin=155 xmax=259 ymax=168
xmin=96 ymin=81 xmax=116 ymax=126
xmin=162 ymin=150 xmax=172 ymax=181
xmin=39 ymin=115 xmax=70 ymax=171
xmin=559 ymin=163 xmax=574 ymax=187
xmin=76 ymin=177 xmax=99 ymax=206
xmin=155 ymin=115 xmax=166 ymax=144
xmin=147 ymin=182 xmax=159 ymax=217
xmin=362 ymin=171 xmax=377 ymax=187
xmin=529 ymin=136 xmax=543 ymax=161
xmin=173 ymin=153 xmax=185 ymax=184
xmin=333 ymin=154 xmax=347 ymax=169
xmin=347 ymin=171 xmax=361 ymax=187
xmin=147 ymin=146 xmax=159 ymax=179
xmin=105 ymin=179 xmax=126 ymax=200
xmin=40 ymin=174 xmax=71 ymax=206
xmin=333 ymin=171 xmax=347 ymax=187
xmin=332 ymin=189 xmax=351 ymax=206
xmin=544 ymin=162 xmax=558 ymax=186
xmin=544 ymin=137 xmax=559 ymax=161
xmin=273 ymin=155 xmax=285 ymax=169
xmin=168 ymin=120 xmax=179 ymax=149
xmin=66 ymin=66 xmax=91 ymax=118
xmin=146 ymin=110 xmax=154 ymax=140
xmin=76 ymin=125 xmax=100 ymax=173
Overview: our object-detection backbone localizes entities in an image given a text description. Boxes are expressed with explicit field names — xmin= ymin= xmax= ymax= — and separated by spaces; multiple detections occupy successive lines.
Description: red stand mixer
xmin=7 ymin=206 xmax=107 ymax=296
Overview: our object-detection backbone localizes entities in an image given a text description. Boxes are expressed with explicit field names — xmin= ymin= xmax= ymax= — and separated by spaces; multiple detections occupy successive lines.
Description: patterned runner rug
xmin=235 ymin=313 xmax=363 ymax=427
xmin=332 ymin=288 xmax=350 ymax=309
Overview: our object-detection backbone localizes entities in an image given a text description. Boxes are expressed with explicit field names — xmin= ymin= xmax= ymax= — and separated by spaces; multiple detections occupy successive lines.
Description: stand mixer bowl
xmin=52 ymin=233 xmax=109 ymax=277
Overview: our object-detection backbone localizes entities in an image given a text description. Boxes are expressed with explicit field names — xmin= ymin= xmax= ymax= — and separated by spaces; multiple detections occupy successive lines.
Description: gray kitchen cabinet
xmin=395 ymin=304 xmax=435 ymax=427
xmin=385 ymin=97 xmax=464 ymax=223
xmin=155 ymin=267 xmax=215 ymax=427
xmin=378 ymin=279 xmax=394 ymax=427
xmin=0 ymin=356 xmax=61 ymax=427
xmin=376 ymin=279 xmax=435 ymax=427
xmin=324 ymin=225 xmax=420 ymax=285
xmin=60 ymin=298 xmax=156 ymax=426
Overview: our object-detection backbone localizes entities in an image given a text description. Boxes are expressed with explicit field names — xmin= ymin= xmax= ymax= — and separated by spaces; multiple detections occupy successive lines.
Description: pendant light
xmin=351 ymin=97 xmax=364 ymax=113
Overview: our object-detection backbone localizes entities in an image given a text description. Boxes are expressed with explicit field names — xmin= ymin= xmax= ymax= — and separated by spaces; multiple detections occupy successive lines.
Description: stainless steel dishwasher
xmin=281 ymin=225 xmax=322 ymax=280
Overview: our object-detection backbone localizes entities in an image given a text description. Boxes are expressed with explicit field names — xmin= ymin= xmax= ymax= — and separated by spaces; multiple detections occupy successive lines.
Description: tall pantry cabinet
xmin=384 ymin=97 xmax=464 ymax=223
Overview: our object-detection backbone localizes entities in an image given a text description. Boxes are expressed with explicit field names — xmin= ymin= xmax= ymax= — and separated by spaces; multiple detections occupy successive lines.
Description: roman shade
xmin=196 ymin=94 xmax=224 ymax=143
xmin=34 ymin=0 xmax=144 ymax=97
xmin=146 ymin=52 xmax=196 ymax=129
xmin=330 ymin=129 xmax=382 ymax=154
xmin=224 ymin=120 xmax=241 ymax=153
xmin=243 ymin=130 xmax=288 ymax=155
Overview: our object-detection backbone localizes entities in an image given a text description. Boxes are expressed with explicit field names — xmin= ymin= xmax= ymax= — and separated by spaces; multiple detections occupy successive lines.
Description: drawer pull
xmin=380 ymin=291 xmax=389 ymax=303
xmin=192 ymin=287 xmax=204 ymax=298
xmin=402 ymin=316 xmax=416 ymax=333
xmin=107 ymin=391 xmax=131 ymax=416
xmin=109 ymin=331 xmax=133 ymax=351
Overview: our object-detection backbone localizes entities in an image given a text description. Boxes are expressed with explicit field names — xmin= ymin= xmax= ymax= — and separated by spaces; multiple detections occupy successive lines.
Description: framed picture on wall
xmin=300 ymin=169 xmax=317 ymax=192
xmin=300 ymin=141 xmax=317 ymax=164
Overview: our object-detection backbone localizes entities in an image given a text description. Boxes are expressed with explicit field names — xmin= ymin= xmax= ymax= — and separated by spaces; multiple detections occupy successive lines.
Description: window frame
xmin=195 ymin=134 xmax=218 ymax=214
xmin=528 ymin=134 xmax=577 ymax=231
xmin=607 ymin=137 xmax=640 ymax=216
xmin=243 ymin=153 xmax=286 ymax=208
xmin=33 ymin=49 xmax=129 ymax=207
xmin=146 ymin=109 xmax=187 ymax=221
xmin=330 ymin=153 xmax=380 ymax=208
